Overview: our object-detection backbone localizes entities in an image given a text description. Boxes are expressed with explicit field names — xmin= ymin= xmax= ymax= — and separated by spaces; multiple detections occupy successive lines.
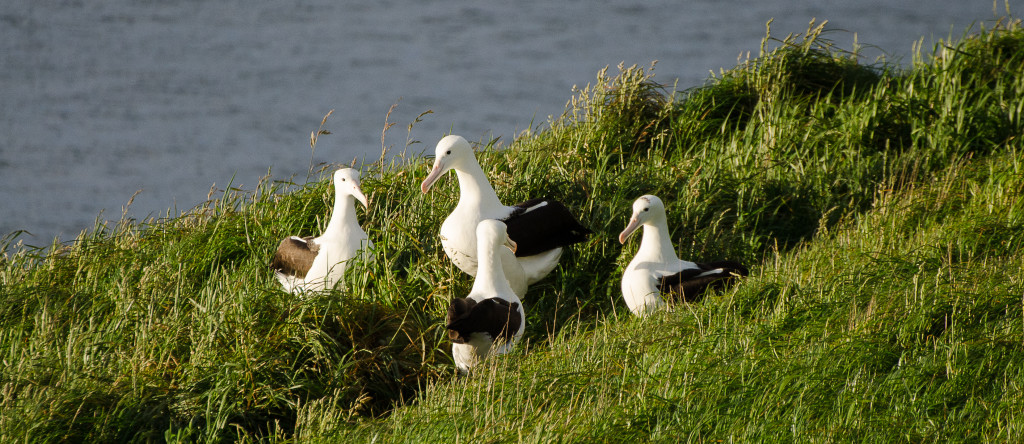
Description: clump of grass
xmin=0 ymin=149 xmax=454 ymax=441
xmin=2 ymin=17 xmax=1024 ymax=442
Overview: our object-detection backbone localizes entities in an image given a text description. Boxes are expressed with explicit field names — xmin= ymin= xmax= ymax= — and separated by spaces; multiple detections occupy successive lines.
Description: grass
xmin=2 ymin=18 xmax=1024 ymax=442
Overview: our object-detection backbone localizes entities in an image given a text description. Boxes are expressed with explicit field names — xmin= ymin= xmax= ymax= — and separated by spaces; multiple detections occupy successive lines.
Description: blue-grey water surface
xmin=1 ymin=0 xmax=1018 ymax=243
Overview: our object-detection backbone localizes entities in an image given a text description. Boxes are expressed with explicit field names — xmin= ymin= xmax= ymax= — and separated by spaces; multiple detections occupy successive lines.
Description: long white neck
xmin=470 ymin=240 xmax=514 ymax=298
xmin=322 ymin=194 xmax=361 ymax=237
xmin=454 ymin=162 xmax=504 ymax=213
xmin=637 ymin=218 xmax=678 ymax=263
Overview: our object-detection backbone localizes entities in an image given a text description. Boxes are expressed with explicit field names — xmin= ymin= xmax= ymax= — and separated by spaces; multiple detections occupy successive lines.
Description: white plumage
xmin=446 ymin=219 xmax=526 ymax=373
xmin=271 ymin=168 xmax=373 ymax=293
xmin=420 ymin=135 xmax=590 ymax=289
xmin=619 ymin=195 xmax=748 ymax=317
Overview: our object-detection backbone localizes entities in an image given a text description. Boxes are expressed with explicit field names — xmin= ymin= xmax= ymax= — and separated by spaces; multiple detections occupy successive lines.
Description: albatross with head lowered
xmin=421 ymin=135 xmax=591 ymax=286
xmin=270 ymin=168 xmax=373 ymax=293
xmin=619 ymin=195 xmax=748 ymax=317
xmin=446 ymin=219 xmax=526 ymax=373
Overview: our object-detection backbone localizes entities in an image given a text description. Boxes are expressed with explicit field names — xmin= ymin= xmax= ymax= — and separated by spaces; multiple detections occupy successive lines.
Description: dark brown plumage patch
xmin=446 ymin=297 xmax=521 ymax=344
xmin=270 ymin=236 xmax=319 ymax=278
xmin=658 ymin=260 xmax=749 ymax=303
xmin=503 ymin=198 xmax=592 ymax=257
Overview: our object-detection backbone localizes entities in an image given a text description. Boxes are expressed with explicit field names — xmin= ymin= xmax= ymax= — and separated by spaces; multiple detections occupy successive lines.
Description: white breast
xmin=439 ymin=205 xmax=489 ymax=276
xmin=293 ymin=232 xmax=372 ymax=293
xmin=439 ymin=205 xmax=528 ymax=297
xmin=620 ymin=257 xmax=691 ymax=316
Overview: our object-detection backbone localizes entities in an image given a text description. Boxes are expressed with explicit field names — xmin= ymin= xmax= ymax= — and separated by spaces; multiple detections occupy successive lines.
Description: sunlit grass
xmin=2 ymin=18 xmax=1023 ymax=442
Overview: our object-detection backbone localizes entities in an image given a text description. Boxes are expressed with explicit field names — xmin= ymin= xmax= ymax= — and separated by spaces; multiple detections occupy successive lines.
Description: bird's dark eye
xmin=643 ymin=208 xmax=649 ymax=212
xmin=341 ymin=178 xmax=346 ymax=181
xmin=446 ymin=150 xmax=451 ymax=155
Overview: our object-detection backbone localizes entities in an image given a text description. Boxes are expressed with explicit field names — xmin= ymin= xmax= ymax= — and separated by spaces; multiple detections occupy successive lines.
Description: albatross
xmin=446 ymin=219 xmax=526 ymax=373
xmin=421 ymin=135 xmax=591 ymax=285
xmin=618 ymin=195 xmax=748 ymax=316
xmin=270 ymin=168 xmax=373 ymax=293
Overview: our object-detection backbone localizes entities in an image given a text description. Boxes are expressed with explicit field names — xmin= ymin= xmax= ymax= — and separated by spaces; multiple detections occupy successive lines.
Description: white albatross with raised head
xmin=446 ymin=219 xmax=526 ymax=374
xmin=619 ymin=195 xmax=748 ymax=317
xmin=270 ymin=168 xmax=373 ymax=293
xmin=421 ymin=135 xmax=591 ymax=285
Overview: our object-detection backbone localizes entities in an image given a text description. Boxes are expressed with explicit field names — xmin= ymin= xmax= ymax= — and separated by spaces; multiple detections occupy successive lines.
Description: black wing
xmin=503 ymin=198 xmax=592 ymax=257
xmin=481 ymin=299 xmax=521 ymax=343
xmin=446 ymin=297 xmax=521 ymax=344
xmin=658 ymin=261 xmax=749 ymax=303
xmin=446 ymin=298 xmax=478 ymax=344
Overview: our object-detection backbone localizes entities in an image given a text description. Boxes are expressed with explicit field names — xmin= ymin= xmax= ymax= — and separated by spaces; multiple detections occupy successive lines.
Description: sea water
xmin=0 ymin=0 xmax=1015 ymax=242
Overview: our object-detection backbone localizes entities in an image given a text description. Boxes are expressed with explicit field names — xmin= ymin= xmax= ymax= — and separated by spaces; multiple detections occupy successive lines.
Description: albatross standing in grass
xmin=270 ymin=168 xmax=373 ymax=293
xmin=446 ymin=219 xmax=526 ymax=373
xmin=618 ymin=195 xmax=748 ymax=316
xmin=420 ymin=135 xmax=591 ymax=286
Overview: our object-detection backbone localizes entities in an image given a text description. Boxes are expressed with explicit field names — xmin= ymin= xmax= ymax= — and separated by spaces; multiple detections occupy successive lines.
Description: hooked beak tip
xmin=421 ymin=162 xmax=442 ymax=194
xmin=619 ymin=218 xmax=639 ymax=244
xmin=352 ymin=186 xmax=369 ymax=208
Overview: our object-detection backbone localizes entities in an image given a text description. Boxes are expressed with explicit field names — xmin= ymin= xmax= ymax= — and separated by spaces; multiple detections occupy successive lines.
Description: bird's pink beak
xmin=420 ymin=159 xmax=445 ymax=194
xmin=618 ymin=217 xmax=641 ymax=244
xmin=352 ymin=185 xmax=369 ymax=208
xmin=505 ymin=237 xmax=518 ymax=254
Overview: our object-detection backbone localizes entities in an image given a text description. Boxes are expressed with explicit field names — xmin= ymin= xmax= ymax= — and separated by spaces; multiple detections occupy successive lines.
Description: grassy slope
xmin=2 ymin=20 xmax=1023 ymax=442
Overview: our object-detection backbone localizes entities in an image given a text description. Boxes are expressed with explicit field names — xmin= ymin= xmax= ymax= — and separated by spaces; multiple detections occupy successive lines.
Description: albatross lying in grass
xmin=270 ymin=168 xmax=373 ymax=293
xmin=619 ymin=195 xmax=748 ymax=317
xmin=421 ymin=135 xmax=591 ymax=286
xmin=446 ymin=219 xmax=526 ymax=374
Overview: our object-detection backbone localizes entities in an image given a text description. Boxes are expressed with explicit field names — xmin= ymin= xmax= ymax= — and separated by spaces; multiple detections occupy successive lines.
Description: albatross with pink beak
xmin=271 ymin=168 xmax=373 ymax=293
xmin=619 ymin=195 xmax=748 ymax=316
xmin=421 ymin=135 xmax=591 ymax=286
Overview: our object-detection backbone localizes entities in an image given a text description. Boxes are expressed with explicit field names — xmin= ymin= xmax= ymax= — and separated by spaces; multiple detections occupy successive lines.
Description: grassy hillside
xmin=2 ymin=19 xmax=1023 ymax=442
